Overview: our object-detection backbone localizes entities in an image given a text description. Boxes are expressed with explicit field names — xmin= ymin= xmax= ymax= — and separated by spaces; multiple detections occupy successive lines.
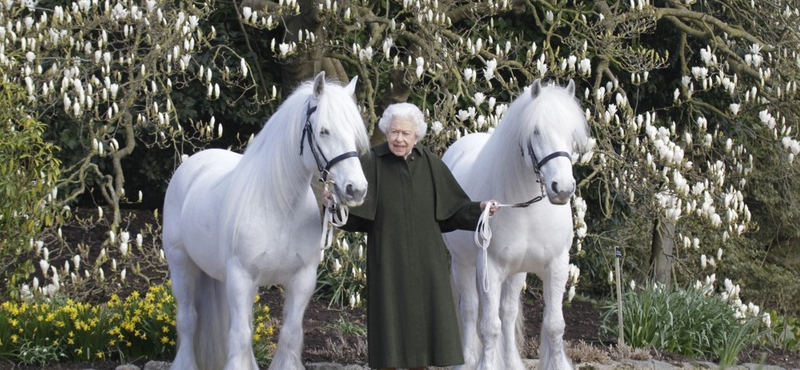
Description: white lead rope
xmin=474 ymin=204 xmax=495 ymax=293
xmin=320 ymin=182 xmax=350 ymax=250
xmin=322 ymin=199 xmax=349 ymax=249
xmin=474 ymin=197 xmax=544 ymax=293
xmin=475 ymin=201 xmax=515 ymax=293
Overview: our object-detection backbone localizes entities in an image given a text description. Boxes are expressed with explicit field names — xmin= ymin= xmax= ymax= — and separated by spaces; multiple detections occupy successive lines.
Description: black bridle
xmin=527 ymin=141 xmax=571 ymax=173
xmin=299 ymin=103 xmax=359 ymax=182
xmin=512 ymin=141 xmax=571 ymax=207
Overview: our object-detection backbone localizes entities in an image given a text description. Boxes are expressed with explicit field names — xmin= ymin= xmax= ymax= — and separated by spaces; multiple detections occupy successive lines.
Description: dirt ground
xmin=0 ymin=208 xmax=797 ymax=369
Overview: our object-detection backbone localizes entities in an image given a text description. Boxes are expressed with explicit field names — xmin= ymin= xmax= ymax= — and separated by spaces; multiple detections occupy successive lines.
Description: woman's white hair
xmin=378 ymin=103 xmax=427 ymax=139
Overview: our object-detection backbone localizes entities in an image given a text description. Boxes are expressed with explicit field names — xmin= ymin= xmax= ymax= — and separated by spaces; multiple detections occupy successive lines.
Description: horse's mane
xmin=220 ymin=79 xmax=368 ymax=248
xmin=471 ymin=82 xmax=590 ymax=200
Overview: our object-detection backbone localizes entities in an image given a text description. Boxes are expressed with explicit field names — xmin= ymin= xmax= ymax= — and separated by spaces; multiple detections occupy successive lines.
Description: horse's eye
xmin=533 ymin=129 xmax=540 ymax=135
xmin=320 ymin=128 xmax=330 ymax=135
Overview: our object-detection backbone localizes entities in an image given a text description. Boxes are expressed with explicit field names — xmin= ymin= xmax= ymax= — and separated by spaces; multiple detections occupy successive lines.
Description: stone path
xmin=110 ymin=359 xmax=798 ymax=370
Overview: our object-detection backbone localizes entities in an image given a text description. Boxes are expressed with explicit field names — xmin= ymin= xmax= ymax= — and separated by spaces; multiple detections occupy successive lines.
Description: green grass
xmin=326 ymin=314 xmax=367 ymax=337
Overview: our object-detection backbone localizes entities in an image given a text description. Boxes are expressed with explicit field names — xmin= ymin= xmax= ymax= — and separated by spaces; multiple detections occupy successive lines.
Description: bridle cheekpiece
xmin=300 ymin=102 xmax=359 ymax=183
xmin=513 ymin=140 xmax=572 ymax=207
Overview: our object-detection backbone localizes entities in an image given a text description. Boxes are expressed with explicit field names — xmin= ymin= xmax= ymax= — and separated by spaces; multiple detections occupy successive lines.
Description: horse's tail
xmin=194 ymin=271 xmax=230 ymax=370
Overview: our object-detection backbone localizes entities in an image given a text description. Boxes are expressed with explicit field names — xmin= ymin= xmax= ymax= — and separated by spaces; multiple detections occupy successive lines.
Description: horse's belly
xmin=486 ymin=207 xmax=572 ymax=273
xmin=179 ymin=210 xmax=321 ymax=284
xmin=240 ymin=214 xmax=322 ymax=286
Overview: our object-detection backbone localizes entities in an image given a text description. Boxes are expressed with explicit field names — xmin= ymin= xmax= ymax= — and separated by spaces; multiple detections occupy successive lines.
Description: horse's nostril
xmin=354 ymin=187 xmax=366 ymax=201
xmin=346 ymin=184 xmax=355 ymax=197
xmin=551 ymin=181 xmax=559 ymax=194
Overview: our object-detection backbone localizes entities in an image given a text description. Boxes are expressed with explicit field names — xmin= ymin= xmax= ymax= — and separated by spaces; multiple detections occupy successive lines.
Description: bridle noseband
xmin=528 ymin=141 xmax=572 ymax=171
xmin=513 ymin=141 xmax=571 ymax=207
xmin=299 ymin=103 xmax=359 ymax=182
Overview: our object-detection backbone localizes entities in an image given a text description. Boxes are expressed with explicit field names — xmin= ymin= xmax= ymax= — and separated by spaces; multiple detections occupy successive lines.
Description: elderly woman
xmin=337 ymin=103 xmax=498 ymax=370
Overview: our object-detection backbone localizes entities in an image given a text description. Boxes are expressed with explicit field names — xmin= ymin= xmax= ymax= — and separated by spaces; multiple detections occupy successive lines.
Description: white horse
xmin=162 ymin=72 xmax=369 ymax=370
xmin=442 ymin=79 xmax=591 ymax=370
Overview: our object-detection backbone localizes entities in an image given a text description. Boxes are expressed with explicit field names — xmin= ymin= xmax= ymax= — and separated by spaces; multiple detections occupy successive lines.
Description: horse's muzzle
xmin=547 ymin=179 xmax=575 ymax=205
xmin=337 ymin=182 xmax=367 ymax=207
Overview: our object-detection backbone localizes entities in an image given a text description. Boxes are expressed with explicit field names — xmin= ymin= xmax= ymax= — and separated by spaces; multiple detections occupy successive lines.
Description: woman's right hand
xmin=480 ymin=200 xmax=500 ymax=216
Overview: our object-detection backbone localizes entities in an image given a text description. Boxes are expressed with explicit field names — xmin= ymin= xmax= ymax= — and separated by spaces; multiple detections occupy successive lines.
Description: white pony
xmin=442 ymin=79 xmax=591 ymax=370
xmin=162 ymin=72 xmax=369 ymax=370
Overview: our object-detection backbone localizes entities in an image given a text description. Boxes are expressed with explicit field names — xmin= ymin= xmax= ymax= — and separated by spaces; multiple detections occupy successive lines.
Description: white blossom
xmin=578 ymin=58 xmax=591 ymax=76
xmin=473 ymin=92 xmax=486 ymax=106
xmin=415 ymin=57 xmax=425 ymax=78
xmin=463 ymin=68 xmax=475 ymax=83
xmin=483 ymin=58 xmax=497 ymax=81
xmin=431 ymin=121 xmax=444 ymax=135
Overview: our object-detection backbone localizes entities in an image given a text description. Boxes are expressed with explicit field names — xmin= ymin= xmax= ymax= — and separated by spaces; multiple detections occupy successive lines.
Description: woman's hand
xmin=480 ymin=200 xmax=500 ymax=216
xmin=321 ymin=189 xmax=336 ymax=209
xmin=322 ymin=189 xmax=333 ymax=204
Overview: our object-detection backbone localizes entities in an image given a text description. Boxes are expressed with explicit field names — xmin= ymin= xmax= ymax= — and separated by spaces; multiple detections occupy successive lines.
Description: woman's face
xmin=387 ymin=118 xmax=418 ymax=158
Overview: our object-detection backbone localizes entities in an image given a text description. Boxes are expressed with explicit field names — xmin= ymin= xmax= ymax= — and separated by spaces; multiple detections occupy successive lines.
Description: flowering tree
xmin=239 ymin=0 xmax=800 ymax=310
xmin=0 ymin=0 xmax=268 ymax=228
xmin=2 ymin=0 xmax=798 ymax=311
xmin=0 ymin=79 xmax=62 ymax=299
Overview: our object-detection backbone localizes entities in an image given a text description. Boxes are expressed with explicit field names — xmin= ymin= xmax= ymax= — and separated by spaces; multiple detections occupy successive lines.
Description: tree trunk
xmin=650 ymin=219 xmax=674 ymax=287
xmin=280 ymin=0 xmax=355 ymax=89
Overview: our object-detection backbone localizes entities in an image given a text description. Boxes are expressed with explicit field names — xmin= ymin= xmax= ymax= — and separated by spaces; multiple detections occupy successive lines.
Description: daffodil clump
xmin=252 ymin=294 xmax=277 ymax=362
xmin=0 ymin=285 xmax=276 ymax=366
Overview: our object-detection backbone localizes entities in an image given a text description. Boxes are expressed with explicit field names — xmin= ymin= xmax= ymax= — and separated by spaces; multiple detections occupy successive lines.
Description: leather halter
xmin=511 ymin=141 xmax=571 ymax=207
xmin=524 ymin=141 xmax=571 ymax=173
xmin=299 ymin=103 xmax=359 ymax=182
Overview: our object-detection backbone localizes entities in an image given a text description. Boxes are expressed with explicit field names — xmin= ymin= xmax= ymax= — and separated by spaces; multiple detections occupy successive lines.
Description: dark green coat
xmin=341 ymin=142 xmax=482 ymax=369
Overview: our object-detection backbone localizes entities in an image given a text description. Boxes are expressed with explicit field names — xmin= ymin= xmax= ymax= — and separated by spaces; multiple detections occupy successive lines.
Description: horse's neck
xmin=475 ymin=140 xmax=542 ymax=202
xmin=228 ymin=151 xmax=314 ymax=212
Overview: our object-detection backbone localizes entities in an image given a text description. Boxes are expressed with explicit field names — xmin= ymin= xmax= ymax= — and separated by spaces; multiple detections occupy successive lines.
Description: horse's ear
xmin=566 ymin=79 xmax=576 ymax=96
xmin=313 ymin=71 xmax=326 ymax=98
xmin=345 ymin=75 xmax=358 ymax=97
xmin=530 ymin=79 xmax=542 ymax=98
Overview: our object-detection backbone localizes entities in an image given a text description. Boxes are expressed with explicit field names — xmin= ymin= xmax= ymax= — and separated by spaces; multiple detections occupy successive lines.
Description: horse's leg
xmin=500 ymin=273 xmax=527 ymax=370
xmin=223 ymin=258 xmax=259 ymax=370
xmin=476 ymin=253 xmax=503 ymax=370
xmin=539 ymin=254 xmax=573 ymax=370
xmin=166 ymin=247 xmax=200 ymax=370
xmin=269 ymin=263 xmax=316 ymax=370
xmin=452 ymin=258 xmax=480 ymax=370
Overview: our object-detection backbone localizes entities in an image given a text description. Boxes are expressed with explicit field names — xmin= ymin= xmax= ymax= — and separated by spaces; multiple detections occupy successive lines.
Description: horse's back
xmin=442 ymin=133 xmax=490 ymax=187
xmin=165 ymin=149 xmax=241 ymax=205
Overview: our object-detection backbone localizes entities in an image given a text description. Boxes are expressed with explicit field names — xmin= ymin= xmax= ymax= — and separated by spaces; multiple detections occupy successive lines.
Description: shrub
xmin=758 ymin=313 xmax=800 ymax=351
xmin=0 ymin=80 xmax=63 ymax=301
xmin=600 ymin=282 xmax=766 ymax=365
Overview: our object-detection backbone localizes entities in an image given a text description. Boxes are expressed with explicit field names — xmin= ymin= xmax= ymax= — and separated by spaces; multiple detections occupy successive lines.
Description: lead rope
xmin=475 ymin=203 xmax=496 ymax=293
xmin=321 ymin=180 xmax=349 ymax=250
xmin=474 ymin=181 xmax=547 ymax=292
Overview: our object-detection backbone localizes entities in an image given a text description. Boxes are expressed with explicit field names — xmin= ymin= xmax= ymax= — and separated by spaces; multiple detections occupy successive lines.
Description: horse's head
xmin=522 ymin=79 xmax=590 ymax=205
xmin=302 ymin=72 xmax=370 ymax=207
